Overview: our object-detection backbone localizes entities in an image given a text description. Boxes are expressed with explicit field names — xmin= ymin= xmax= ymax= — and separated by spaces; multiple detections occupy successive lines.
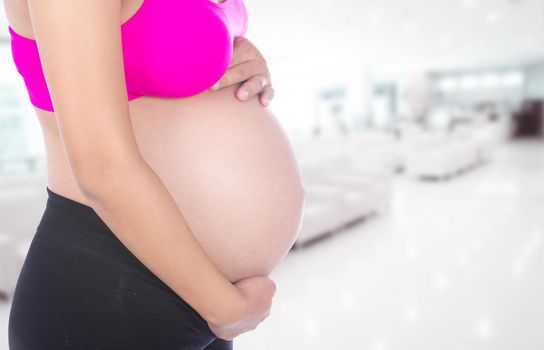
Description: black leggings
xmin=8 ymin=187 xmax=233 ymax=350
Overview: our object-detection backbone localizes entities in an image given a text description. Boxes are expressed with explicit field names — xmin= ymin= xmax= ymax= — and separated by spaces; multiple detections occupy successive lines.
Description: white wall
xmin=524 ymin=62 xmax=544 ymax=99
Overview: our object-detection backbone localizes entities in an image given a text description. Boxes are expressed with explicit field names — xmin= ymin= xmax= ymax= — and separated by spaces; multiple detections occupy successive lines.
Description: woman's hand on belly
xmin=209 ymin=36 xmax=274 ymax=107
xmin=206 ymin=275 xmax=277 ymax=340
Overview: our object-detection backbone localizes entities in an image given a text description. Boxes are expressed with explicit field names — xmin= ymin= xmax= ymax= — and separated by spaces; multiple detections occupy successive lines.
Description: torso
xmin=4 ymin=0 xmax=305 ymax=282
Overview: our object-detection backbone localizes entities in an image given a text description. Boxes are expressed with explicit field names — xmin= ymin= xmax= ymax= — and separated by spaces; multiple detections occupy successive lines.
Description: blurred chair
xmin=0 ymin=172 xmax=46 ymax=298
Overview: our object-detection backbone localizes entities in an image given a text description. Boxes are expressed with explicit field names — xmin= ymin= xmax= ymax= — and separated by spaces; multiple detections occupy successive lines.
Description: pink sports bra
xmin=8 ymin=0 xmax=248 ymax=112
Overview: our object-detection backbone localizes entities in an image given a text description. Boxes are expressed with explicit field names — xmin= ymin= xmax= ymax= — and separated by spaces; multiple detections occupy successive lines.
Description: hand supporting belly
xmin=128 ymin=84 xmax=305 ymax=282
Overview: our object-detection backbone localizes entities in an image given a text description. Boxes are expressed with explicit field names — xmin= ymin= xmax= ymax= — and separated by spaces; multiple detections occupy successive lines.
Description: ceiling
xmin=245 ymin=0 xmax=544 ymax=72
xmin=1 ymin=0 xmax=543 ymax=73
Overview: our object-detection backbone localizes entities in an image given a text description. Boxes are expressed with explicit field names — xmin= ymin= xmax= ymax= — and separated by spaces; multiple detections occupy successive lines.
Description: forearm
xmin=75 ymin=157 xmax=240 ymax=325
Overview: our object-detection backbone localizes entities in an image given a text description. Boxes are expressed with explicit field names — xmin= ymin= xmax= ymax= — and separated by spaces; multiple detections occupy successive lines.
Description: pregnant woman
xmin=5 ymin=0 xmax=305 ymax=349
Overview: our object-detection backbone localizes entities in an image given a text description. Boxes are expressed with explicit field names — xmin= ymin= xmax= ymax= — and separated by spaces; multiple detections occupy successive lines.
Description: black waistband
xmin=41 ymin=186 xmax=121 ymax=244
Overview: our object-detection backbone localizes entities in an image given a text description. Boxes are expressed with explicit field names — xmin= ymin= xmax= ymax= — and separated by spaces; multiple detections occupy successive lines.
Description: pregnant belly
xmin=128 ymin=84 xmax=305 ymax=283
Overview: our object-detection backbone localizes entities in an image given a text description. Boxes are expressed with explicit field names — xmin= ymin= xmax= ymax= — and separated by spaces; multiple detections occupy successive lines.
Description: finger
xmin=231 ymin=36 xmax=260 ymax=67
xmin=215 ymin=59 xmax=266 ymax=91
xmin=230 ymin=37 xmax=249 ymax=66
xmin=236 ymin=74 xmax=271 ymax=101
xmin=259 ymin=85 xmax=275 ymax=107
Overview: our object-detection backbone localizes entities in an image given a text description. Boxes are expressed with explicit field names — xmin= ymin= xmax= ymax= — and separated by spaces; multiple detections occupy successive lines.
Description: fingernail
xmin=239 ymin=90 xmax=248 ymax=99
xmin=210 ymin=83 xmax=219 ymax=91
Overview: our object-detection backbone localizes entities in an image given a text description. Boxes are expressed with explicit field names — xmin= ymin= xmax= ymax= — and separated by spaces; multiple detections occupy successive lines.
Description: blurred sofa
xmin=400 ymin=121 xmax=505 ymax=179
xmin=291 ymin=131 xmax=397 ymax=247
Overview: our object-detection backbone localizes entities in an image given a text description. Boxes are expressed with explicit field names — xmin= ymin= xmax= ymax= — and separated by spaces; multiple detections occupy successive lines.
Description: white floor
xmin=2 ymin=139 xmax=543 ymax=350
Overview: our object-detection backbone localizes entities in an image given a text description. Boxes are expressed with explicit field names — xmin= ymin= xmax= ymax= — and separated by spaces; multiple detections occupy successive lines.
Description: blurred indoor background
xmin=1 ymin=0 xmax=544 ymax=349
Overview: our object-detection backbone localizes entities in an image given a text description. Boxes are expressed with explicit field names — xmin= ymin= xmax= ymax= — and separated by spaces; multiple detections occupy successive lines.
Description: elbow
xmin=72 ymin=155 xmax=144 ymax=203
xmin=72 ymin=164 xmax=112 ymax=203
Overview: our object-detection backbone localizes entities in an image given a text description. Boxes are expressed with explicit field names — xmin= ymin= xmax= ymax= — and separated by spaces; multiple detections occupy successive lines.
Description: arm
xmin=26 ymin=0 xmax=257 ymax=328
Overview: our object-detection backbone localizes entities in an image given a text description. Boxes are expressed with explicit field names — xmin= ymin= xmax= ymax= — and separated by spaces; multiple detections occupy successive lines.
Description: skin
xmin=3 ymin=0 xmax=290 ymax=341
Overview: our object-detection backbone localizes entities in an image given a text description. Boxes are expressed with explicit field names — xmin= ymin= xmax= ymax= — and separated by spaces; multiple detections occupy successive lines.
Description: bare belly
xmin=124 ymin=83 xmax=305 ymax=282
